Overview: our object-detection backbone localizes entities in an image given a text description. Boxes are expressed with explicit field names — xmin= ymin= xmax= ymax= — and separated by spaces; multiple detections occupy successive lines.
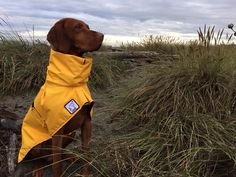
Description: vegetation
xmin=121 ymin=35 xmax=180 ymax=54
xmin=89 ymin=54 xmax=125 ymax=91
xmin=0 ymin=41 xmax=123 ymax=94
xmin=1 ymin=22 xmax=236 ymax=176
xmin=0 ymin=40 xmax=121 ymax=95
xmin=108 ymin=26 xmax=236 ymax=176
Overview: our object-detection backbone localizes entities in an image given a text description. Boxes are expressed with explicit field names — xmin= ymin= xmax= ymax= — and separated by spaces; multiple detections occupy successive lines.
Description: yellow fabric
xmin=18 ymin=49 xmax=93 ymax=162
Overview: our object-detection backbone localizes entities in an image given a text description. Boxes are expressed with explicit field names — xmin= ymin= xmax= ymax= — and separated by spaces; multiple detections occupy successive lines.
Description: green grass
xmin=108 ymin=26 xmax=236 ymax=176
xmin=0 ymin=42 xmax=122 ymax=95
xmin=0 ymin=40 xmax=50 ymax=94
xmin=0 ymin=41 xmax=123 ymax=95
xmin=89 ymin=54 xmax=127 ymax=91
xmin=121 ymin=35 xmax=180 ymax=55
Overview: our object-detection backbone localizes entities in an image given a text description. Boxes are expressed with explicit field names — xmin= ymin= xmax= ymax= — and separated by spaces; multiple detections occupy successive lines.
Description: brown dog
xmin=16 ymin=18 xmax=104 ymax=177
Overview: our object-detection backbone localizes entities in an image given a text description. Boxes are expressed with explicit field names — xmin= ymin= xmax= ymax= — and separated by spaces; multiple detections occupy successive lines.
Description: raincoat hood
xmin=18 ymin=49 xmax=93 ymax=162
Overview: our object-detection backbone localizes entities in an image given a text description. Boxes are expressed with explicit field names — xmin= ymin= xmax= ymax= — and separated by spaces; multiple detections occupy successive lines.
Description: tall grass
xmin=0 ymin=18 xmax=49 ymax=94
xmin=111 ymin=26 xmax=236 ymax=176
xmin=122 ymin=35 xmax=180 ymax=54
xmin=0 ymin=20 xmax=123 ymax=95
xmin=197 ymin=25 xmax=234 ymax=46
xmin=0 ymin=39 xmax=49 ymax=94
xmin=89 ymin=54 xmax=126 ymax=91
xmin=2 ymin=20 xmax=236 ymax=176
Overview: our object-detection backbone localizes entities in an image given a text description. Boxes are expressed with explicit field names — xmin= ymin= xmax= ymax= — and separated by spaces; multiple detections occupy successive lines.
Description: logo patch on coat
xmin=65 ymin=99 xmax=79 ymax=114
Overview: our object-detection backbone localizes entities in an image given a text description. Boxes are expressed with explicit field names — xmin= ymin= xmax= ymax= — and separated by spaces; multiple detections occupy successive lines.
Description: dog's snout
xmin=97 ymin=32 xmax=104 ymax=40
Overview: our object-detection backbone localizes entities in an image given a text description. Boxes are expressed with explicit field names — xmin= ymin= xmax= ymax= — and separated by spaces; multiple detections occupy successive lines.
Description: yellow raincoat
xmin=18 ymin=49 xmax=93 ymax=162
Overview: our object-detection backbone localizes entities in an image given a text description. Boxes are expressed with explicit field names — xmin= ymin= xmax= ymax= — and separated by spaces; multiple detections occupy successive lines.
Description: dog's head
xmin=47 ymin=18 xmax=104 ymax=56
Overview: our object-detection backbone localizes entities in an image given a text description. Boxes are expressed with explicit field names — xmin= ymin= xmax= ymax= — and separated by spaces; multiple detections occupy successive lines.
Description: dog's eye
xmin=74 ymin=26 xmax=82 ymax=33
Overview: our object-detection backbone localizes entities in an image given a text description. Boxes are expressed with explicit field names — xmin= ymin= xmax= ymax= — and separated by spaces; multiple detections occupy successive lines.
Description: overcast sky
xmin=0 ymin=0 xmax=235 ymax=45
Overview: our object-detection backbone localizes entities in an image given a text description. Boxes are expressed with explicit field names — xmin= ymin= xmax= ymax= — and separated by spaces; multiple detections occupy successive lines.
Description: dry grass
xmin=107 ymin=26 xmax=236 ymax=176
xmin=122 ymin=35 xmax=181 ymax=55
xmin=0 ymin=22 xmax=122 ymax=95
xmin=1 ymin=21 xmax=236 ymax=176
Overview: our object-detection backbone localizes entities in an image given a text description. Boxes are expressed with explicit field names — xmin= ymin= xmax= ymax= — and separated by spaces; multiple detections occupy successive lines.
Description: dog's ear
xmin=47 ymin=20 xmax=71 ymax=52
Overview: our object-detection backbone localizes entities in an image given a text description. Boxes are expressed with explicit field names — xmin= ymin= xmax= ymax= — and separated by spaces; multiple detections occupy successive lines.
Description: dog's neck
xmin=68 ymin=50 xmax=84 ymax=57
xmin=68 ymin=46 xmax=85 ymax=57
xmin=52 ymin=47 xmax=84 ymax=58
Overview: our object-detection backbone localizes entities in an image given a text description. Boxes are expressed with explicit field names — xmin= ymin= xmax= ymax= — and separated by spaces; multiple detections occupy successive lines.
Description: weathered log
xmin=0 ymin=108 xmax=19 ymax=120
xmin=0 ymin=108 xmax=20 ymax=176
xmin=0 ymin=119 xmax=19 ymax=132
xmin=0 ymin=108 xmax=20 ymax=132
xmin=7 ymin=133 xmax=17 ymax=175
xmin=92 ymin=51 xmax=179 ymax=60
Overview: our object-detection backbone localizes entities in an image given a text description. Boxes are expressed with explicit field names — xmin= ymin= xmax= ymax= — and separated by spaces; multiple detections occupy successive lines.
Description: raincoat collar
xmin=46 ymin=49 xmax=93 ymax=87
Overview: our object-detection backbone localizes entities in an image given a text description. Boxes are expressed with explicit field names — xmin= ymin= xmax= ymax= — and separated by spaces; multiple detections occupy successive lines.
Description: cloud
xmin=0 ymin=0 xmax=235 ymax=45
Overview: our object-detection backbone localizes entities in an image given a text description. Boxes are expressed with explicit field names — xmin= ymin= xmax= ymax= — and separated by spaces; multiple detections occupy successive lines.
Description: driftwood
xmin=93 ymin=51 xmax=179 ymax=61
xmin=0 ymin=108 xmax=20 ymax=176
xmin=0 ymin=108 xmax=20 ymax=132
xmin=0 ymin=107 xmax=19 ymax=119
xmin=7 ymin=133 xmax=17 ymax=175
xmin=0 ymin=119 xmax=19 ymax=132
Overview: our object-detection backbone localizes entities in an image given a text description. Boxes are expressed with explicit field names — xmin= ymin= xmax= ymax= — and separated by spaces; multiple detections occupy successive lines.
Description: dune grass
xmin=106 ymin=26 xmax=236 ymax=176
xmin=0 ymin=40 xmax=50 ymax=94
xmin=0 ymin=42 xmax=123 ymax=95
xmin=1 ymin=22 xmax=236 ymax=176
xmin=89 ymin=54 xmax=125 ymax=91
xmin=0 ymin=39 xmax=122 ymax=95
xmin=122 ymin=35 xmax=180 ymax=55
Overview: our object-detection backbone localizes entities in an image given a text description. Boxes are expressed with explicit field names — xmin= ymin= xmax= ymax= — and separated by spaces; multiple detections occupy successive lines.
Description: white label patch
xmin=65 ymin=99 xmax=79 ymax=114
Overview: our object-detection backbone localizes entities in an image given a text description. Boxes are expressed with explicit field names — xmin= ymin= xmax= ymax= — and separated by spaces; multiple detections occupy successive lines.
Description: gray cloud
xmin=0 ymin=0 xmax=235 ymax=45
